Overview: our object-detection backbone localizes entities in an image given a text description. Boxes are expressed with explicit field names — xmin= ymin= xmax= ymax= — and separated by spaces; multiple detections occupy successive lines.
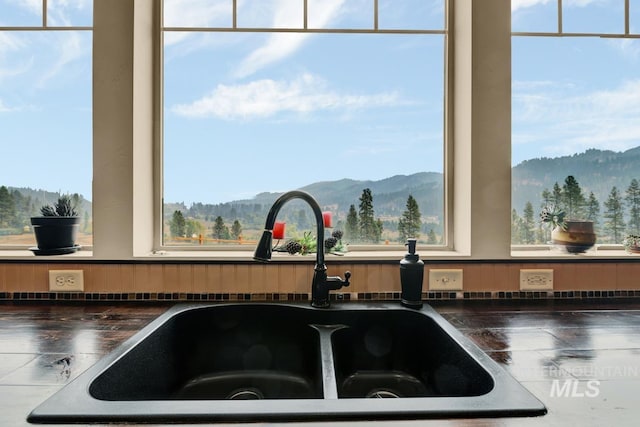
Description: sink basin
xmin=331 ymin=310 xmax=493 ymax=398
xmin=28 ymin=303 xmax=546 ymax=423
xmin=89 ymin=305 xmax=322 ymax=401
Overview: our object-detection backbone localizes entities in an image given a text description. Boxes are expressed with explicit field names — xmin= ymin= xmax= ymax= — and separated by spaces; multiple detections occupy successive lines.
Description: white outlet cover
xmin=49 ymin=270 xmax=84 ymax=292
xmin=429 ymin=269 xmax=463 ymax=291
xmin=520 ymin=269 xmax=553 ymax=290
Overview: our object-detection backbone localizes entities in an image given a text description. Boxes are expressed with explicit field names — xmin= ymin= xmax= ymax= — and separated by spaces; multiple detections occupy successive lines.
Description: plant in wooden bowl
xmin=540 ymin=203 xmax=596 ymax=254
xmin=623 ymin=235 xmax=640 ymax=254
xmin=540 ymin=175 xmax=597 ymax=254
xmin=30 ymin=195 xmax=81 ymax=255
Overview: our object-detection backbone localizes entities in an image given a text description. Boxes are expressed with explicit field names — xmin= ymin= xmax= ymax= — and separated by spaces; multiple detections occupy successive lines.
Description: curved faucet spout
xmin=253 ymin=190 xmax=326 ymax=266
xmin=253 ymin=190 xmax=350 ymax=308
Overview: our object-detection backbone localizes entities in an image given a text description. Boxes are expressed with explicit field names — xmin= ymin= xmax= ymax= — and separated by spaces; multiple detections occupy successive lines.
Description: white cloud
xmin=9 ymin=0 xmax=41 ymax=15
xmin=0 ymin=33 xmax=31 ymax=82
xmin=172 ymin=73 xmax=401 ymax=120
xmin=512 ymin=0 xmax=603 ymax=12
xmin=513 ymin=79 xmax=640 ymax=155
xmin=0 ymin=32 xmax=24 ymax=54
xmin=46 ymin=0 xmax=92 ymax=26
xmin=163 ymin=0 xmax=231 ymax=46
xmin=609 ymin=38 xmax=640 ymax=61
xmin=36 ymin=32 xmax=86 ymax=88
xmin=0 ymin=99 xmax=13 ymax=112
xmin=233 ymin=0 xmax=345 ymax=78
xmin=511 ymin=0 xmax=554 ymax=12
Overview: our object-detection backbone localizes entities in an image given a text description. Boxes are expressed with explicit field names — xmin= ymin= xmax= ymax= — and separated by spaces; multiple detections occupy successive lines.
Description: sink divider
xmin=309 ymin=324 xmax=347 ymax=399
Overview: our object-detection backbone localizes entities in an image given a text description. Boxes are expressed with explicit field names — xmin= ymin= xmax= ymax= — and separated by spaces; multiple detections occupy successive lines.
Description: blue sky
xmin=1 ymin=0 xmax=639 ymax=205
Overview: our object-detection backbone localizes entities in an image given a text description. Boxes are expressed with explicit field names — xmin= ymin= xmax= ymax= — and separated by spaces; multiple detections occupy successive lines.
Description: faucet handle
xmin=343 ymin=271 xmax=351 ymax=287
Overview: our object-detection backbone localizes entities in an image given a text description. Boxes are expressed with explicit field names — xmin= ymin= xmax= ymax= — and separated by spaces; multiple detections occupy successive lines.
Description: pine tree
xmin=427 ymin=229 xmax=438 ymax=244
xmin=586 ymin=191 xmax=600 ymax=229
xmin=541 ymin=189 xmax=553 ymax=207
xmin=231 ymin=220 xmax=242 ymax=240
xmin=375 ymin=218 xmax=383 ymax=243
xmin=398 ymin=195 xmax=422 ymax=241
xmin=625 ymin=178 xmax=640 ymax=235
xmin=511 ymin=208 xmax=524 ymax=244
xmin=358 ymin=188 xmax=378 ymax=243
xmin=603 ymin=187 xmax=626 ymax=243
xmin=522 ymin=201 xmax=536 ymax=244
xmin=562 ymin=175 xmax=586 ymax=219
xmin=345 ymin=204 xmax=358 ymax=241
xmin=212 ymin=216 xmax=230 ymax=239
xmin=552 ymin=183 xmax=563 ymax=207
xmin=169 ymin=210 xmax=186 ymax=238
xmin=0 ymin=186 xmax=16 ymax=228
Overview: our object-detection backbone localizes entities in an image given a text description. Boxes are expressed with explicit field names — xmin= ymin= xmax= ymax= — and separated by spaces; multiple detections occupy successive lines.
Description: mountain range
xmin=9 ymin=146 xmax=639 ymax=223
xmin=512 ymin=146 xmax=640 ymax=213
xmin=225 ymin=146 xmax=640 ymax=219
xmin=240 ymin=172 xmax=444 ymax=219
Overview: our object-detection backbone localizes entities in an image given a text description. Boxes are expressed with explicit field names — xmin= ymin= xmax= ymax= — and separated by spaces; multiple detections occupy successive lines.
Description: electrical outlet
xmin=49 ymin=270 xmax=84 ymax=292
xmin=429 ymin=269 xmax=463 ymax=291
xmin=520 ymin=269 xmax=553 ymax=290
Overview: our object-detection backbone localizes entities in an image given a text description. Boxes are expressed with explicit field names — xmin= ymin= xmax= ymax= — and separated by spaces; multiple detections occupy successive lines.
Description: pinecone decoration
xmin=324 ymin=237 xmax=338 ymax=250
xmin=331 ymin=230 xmax=343 ymax=240
xmin=285 ymin=240 xmax=302 ymax=255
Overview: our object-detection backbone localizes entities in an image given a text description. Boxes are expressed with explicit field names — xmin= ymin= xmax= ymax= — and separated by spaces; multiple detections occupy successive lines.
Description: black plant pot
xmin=30 ymin=216 xmax=80 ymax=255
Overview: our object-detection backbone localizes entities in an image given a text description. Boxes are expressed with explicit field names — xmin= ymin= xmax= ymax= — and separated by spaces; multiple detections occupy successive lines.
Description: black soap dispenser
xmin=400 ymin=238 xmax=424 ymax=308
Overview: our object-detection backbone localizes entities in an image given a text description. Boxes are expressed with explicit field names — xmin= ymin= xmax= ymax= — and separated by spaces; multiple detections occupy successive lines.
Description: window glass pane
xmin=164 ymin=31 xmax=445 ymax=247
xmin=378 ymin=0 xmax=445 ymax=30
xmin=307 ymin=0 xmax=374 ymax=29
xmin=0 ymin=31 xmax=92 ymax=246
xmin=511 ymin=0 xmax=558 ymax=33
xmin=238 ymin=0 xmax=303 ymax=28
xmin=632 ymin=0 xmax=640 ymax=33
xmin=163 ymin=0 xmax=232 ymax=28
xmin=562 ymin=0 xmax=625 ymax=34
xmin=511 ymin=36 xmax=640 ymax=246
xmin=47 ymin=0 xmax=92 ymax=27
xmin=163 ymin=0 xmax=233 ymax=28
xmin=0 ymin=0 xmax=42 ymax=26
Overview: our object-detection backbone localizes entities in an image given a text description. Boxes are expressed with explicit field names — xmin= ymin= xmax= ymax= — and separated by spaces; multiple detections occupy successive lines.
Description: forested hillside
xmin=3 ymin=146 xmax=639 ymax=245
xmin=512 ymin=147 xmax=640 ymax=215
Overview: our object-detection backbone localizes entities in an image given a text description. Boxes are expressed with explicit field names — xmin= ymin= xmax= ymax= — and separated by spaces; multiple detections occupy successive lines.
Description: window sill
xmin=511 ymin=245 xmax=636 ymax=259
xmin=0 ymin=249 xmax=94 ymax=260
xmin=1 ymin=246 xmax=636 ymax=261
xmin=143 ymin=249 xmax=467 ymax=262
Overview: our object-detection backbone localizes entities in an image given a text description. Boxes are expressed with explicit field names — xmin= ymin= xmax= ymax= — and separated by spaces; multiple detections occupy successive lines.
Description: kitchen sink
xmin=28 ymin=303 xmax=546 ymax=423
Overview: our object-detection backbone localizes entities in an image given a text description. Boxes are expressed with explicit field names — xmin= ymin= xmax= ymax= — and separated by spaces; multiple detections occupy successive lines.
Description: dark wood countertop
xmin=2 ymin=300 xmax=639 ymax=427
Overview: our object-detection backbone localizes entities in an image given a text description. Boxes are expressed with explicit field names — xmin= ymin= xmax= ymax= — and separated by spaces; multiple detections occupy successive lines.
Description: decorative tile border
xmin=2 ymin=290 xmax=640 ymax=302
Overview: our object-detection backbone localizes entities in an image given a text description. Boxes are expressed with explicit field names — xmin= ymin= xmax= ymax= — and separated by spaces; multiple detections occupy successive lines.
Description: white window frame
xmin=510 ymin=0 xmax=640 ymax=256
xmin=154 ymin=0 xmax=454 ymax=254
xmin=0 ymin=0 xmax=93 ymax=251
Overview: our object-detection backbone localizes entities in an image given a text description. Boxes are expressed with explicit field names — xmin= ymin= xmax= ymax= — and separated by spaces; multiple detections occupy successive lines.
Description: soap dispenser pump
xmin=400 ymin=238 xmax=424 ymax=308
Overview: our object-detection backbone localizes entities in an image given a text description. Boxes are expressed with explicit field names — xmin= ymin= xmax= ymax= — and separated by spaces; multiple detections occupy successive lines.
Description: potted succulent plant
xmin=30 ymin=195 xmax=81 ymax=255
xmin=540 ymin=204 xmax=596 ymax=254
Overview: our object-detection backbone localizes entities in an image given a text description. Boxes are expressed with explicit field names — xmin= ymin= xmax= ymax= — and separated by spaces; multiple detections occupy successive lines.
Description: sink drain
xmin=226 ymin=388 xmax=264 ymax=400
xmin=365 ymin=389 xmax=401 ymax=398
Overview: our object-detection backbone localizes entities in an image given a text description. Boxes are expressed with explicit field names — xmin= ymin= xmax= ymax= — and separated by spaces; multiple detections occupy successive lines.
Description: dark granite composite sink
xmin=28 ymin=303 xmax=546 ymax=423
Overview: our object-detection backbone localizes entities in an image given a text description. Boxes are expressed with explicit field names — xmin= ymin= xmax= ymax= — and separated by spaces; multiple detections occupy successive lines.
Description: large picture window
xmin=0 ymin=0 xmax=93 ymax=248
xmin=511 ymin=0 xmax=640 ymax=250
xmin=161 ymin=0 xmax=448 ymax=250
